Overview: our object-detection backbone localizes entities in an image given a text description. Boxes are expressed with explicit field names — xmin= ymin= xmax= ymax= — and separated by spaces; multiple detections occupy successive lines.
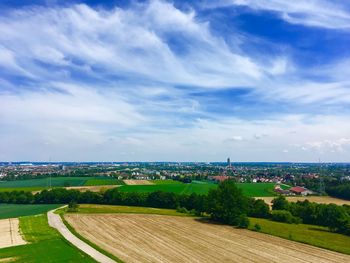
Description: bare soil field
xmin=65 ymin=214 xmax=350 ymax=263
xmin=257 ymin=196 xmax=350 ymax=207
xmin=64 ymin=185 xmax=119 ymax=192
xmin=0 ymin=218 xmax=26 ymax=249
xmin=123 ymin=180 xmax=154 ymax=185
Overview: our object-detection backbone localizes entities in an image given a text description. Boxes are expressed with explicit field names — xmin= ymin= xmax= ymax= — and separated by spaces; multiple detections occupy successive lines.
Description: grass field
xmin=0 ymin=177 xmax=124 ymax=192
xmin=249 ymin=218 xmax=350 ymax=255
xmin=237 ymin=183 xmax=276 ymax=197
xmin=118 ymin=180 xmax=217 ymax=195
xmin=0 ymin=214 xmax=96 ymax=262
xmin=118 ymin=181 xmax=276 ymax=197
xmin=0 ymin=204 xmax=62 ymax=219
xmin=84 ymin=179 xmax=125 ymax=186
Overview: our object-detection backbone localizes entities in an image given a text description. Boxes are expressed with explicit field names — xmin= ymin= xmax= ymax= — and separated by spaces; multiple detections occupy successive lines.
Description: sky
xmin=0 ymin=0 xmax=350 ymax=162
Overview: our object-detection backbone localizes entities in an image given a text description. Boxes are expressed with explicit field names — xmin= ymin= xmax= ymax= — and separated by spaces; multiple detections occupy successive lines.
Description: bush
xmin=271 ymin=210 xmax=301 ymax=224
xmin=248 ymin=199 xmax=270 ymax=218
xmin=272 ymin=196 xmax=289 ymax=210
xmin=67 ymin=201 xmax=79 ymax=212
xmin=254 ymin=223 xmax=261 ymax=232
xmin=176 ymin=207 xmax=189 ymax=214
xmin=237 ymin=215 xmax=250 ymax=228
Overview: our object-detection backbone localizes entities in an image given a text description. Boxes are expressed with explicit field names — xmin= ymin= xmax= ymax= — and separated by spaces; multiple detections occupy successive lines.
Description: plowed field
xmin=65 ymin=214 xmax=350 ymax=263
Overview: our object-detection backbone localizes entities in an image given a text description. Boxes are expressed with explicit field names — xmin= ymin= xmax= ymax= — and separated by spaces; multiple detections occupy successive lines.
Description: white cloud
xmin=205 ymin=0 xmax=350 ymax=29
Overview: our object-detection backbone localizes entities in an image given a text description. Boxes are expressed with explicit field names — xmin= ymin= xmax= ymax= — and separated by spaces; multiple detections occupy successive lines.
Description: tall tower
xmin=227 ymin=157 xmax=231 ymax=167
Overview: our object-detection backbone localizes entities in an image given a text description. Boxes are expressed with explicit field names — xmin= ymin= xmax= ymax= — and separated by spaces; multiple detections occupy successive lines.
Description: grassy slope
xmin=0 ymin=204 xmax=62 ymax=219
xmin=0 ymin=214 xmax=96 ymax=262
xmin=249 ymin=218 xmax=350 ymax=255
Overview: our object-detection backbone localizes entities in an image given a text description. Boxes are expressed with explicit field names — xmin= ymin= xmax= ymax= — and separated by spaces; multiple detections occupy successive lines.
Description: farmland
xmin=0 ymin=176 xmax=123 ymax=192
xmin=0 ymin=204 xmax=62 ymax=219
xmin=65 ymin=213 xmax=350 ymax=263
xmin=0 ymin=214 xmax=95 ymax=262
xmin=118 ymin=181 xmax=276 ymax=197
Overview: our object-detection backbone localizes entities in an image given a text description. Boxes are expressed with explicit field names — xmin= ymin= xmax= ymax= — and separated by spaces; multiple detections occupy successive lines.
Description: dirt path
xmin=0 ymin=218 xmax=26 ymax=249
xmin=65 ymin=214 xmax=350 ymax=263
xmin=47 ymin=209 xmax=115 ymax=263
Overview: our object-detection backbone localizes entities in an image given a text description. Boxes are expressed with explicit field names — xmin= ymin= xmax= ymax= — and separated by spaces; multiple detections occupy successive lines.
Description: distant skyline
xmin=1 ymin=0 xmax=350 ymax=162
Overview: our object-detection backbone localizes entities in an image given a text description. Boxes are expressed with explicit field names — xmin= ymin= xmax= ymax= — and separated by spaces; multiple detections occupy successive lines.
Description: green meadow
xmin=119 ymin=181 xmax=276 ymax=197
xmin=0 ymin=204 xmax=62 ymax=219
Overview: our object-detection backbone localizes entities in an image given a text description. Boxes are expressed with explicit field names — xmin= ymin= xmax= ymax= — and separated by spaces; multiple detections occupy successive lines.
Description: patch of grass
xmin=70 ymin=204 xmax=194 ymax=217
xmin=84 ymin=179 xmax=125 ymax=186
xmin=60 ymin=214 xmax=124 ymax=263
xmin=0 ymin=204 xmax=62 ymax=219
xmin=249 ymin=217 xmax=350 ymax=255
xmin=237 ymin=183 xmax=276 ymax=197
xmin=0 ymin=214 xmax=96 ymax=262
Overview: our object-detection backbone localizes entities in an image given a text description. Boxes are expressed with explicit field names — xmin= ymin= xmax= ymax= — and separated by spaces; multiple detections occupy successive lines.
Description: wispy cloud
xmin=0 ymin=0 xmax=349 ymax=161
xmin=204 ymin=0 xmax=350 ymax=29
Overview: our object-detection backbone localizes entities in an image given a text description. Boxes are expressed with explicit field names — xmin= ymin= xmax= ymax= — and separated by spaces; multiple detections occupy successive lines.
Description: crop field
xmin=257 ymin=196 xmax=350 ymax=207
xmin=0 ymin=204 xmax=62 ymax=219
xmin=65 ymin=213 xmax=350 ymax=263
xmin=118 ymin=181 xmax=276 ymax=196
xmin=123 ymin=179 xmax=154 ymax=185
xmin=0 ymin=214 xmax=95 ymax=262
xmin=0 ymin=176 xmax=123 ymax=192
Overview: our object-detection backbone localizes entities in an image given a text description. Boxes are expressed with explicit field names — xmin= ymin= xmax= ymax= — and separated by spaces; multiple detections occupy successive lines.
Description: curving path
xmin=47 ymin=209 xmax=116 ymax=263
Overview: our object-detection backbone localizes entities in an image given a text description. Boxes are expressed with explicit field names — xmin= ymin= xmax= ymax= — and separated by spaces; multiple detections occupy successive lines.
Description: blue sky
xmin=0 ymin=0 xmax=350 ymax=162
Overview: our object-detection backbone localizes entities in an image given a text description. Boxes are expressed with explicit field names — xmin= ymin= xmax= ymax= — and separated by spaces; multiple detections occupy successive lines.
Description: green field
xmin=249 ymin=218 xmax=350 ymax=255
xmin=0 ymin=204 xmax=62 ymax=219
xmin=119 ymin=181 xmax=276 ymax=197
xmin=84 ymin=179 xmax=125 ymax=186
xmin=237 ymin=183 xmax=276 ymax=197
xmin=119 ymin=180 xmax=217 ymax=195
xmin=0 ymin=214 xmax=96 ymax=262
xmin=0 ymin=177 xmax=123 ymax=192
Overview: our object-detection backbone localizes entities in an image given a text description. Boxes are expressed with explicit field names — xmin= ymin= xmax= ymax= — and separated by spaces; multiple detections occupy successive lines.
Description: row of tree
xmin=272 ymin=196 xmax=350 ymax=235
xmin=1 ymin=180 xmax=349 ymax=235
xmin=326 ymin=183 xmax=350 ymax=200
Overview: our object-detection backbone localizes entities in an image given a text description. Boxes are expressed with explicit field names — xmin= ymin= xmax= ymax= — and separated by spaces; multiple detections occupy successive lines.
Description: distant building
xmin=210 ymin=175 xmax=230 ymax=183
xmin=227 ymin=158 xmax=231 ymax=167
xmin=289 ymin=186 xmax=314 ymax=196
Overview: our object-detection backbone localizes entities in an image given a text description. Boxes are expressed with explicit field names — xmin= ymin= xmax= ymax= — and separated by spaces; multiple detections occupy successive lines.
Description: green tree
xmin=272 ymin=195 xmax=289 ymax=210
xmin=206 ymin=180 xmax=249 ymax=227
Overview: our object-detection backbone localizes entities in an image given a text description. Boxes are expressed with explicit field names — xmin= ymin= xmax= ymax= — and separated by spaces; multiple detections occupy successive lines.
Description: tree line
xmin=0 ymin=180 xmax=349 ymax=235
xmin=272 ymin=196 xmax=350 ymax=235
